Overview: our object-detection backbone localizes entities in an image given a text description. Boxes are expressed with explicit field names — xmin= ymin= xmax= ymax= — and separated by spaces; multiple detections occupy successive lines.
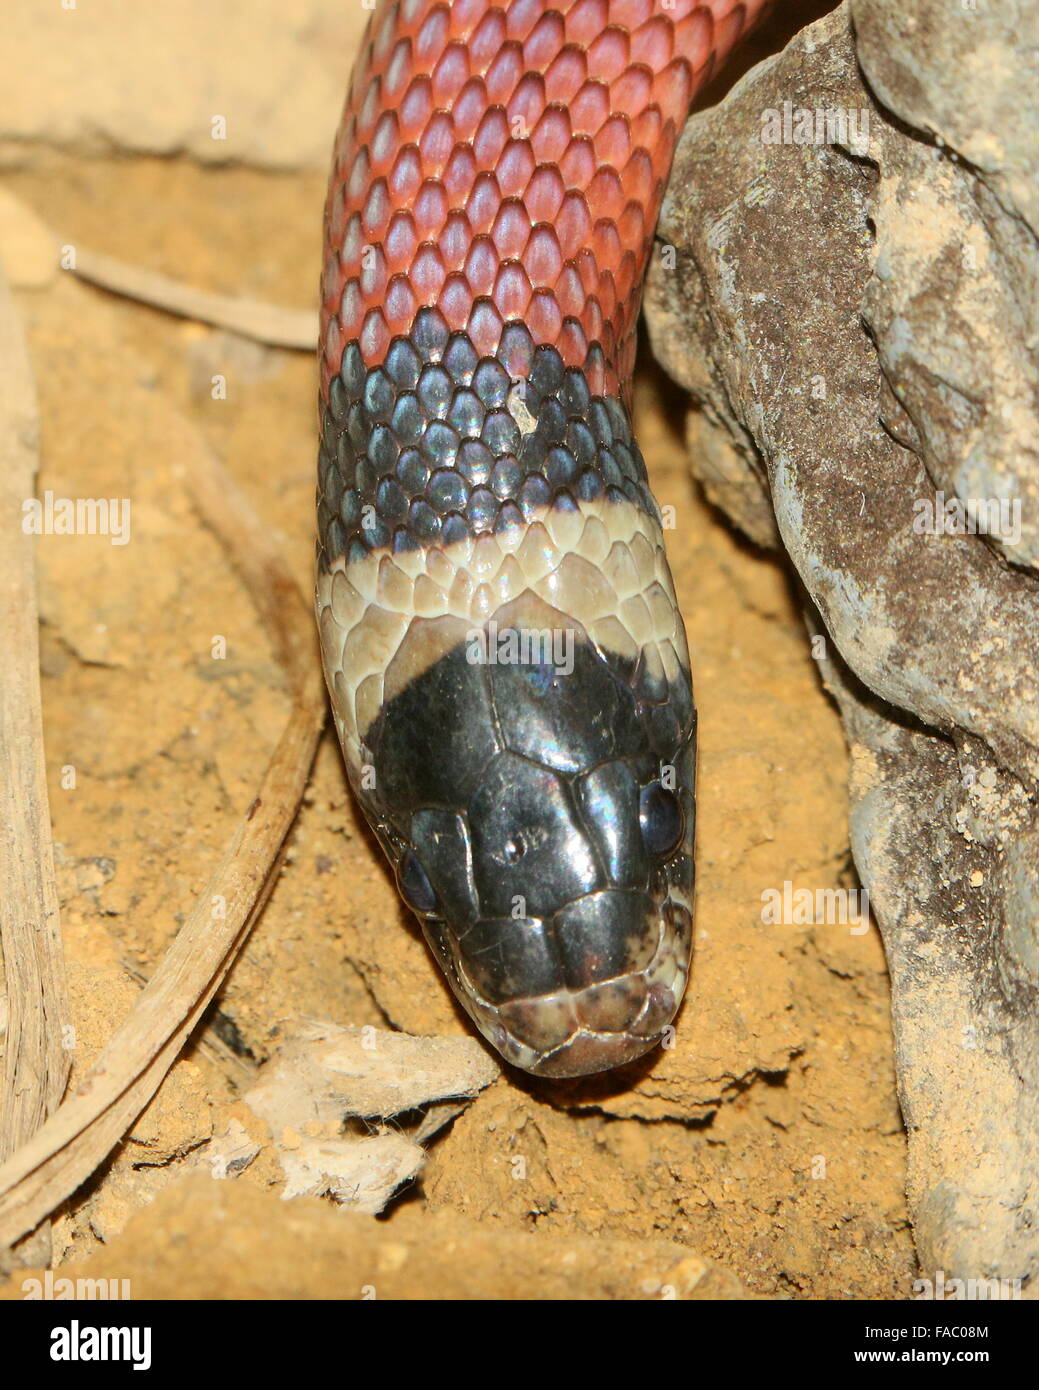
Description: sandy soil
xmin=0 ymin=0 xmax=914 ymax=1299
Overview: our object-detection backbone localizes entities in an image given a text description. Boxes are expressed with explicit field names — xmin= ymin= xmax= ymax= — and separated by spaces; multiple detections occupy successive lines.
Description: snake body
xmin=317 ymin=0 xmax=768 ymax=1076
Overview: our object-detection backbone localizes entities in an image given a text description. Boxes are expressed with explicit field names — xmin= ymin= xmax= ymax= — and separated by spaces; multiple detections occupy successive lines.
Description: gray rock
xmin=647 ymin=0 xmax=1039 ymax=1282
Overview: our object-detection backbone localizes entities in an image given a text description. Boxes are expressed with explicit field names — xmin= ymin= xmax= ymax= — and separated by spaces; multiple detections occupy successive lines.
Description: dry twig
xmin=70 ymin=244 xmax=317 ymax=350
xmin=0 ymin=263 xmax=71 ymax=1162
xmin=0 ymin=377 xmax=324 ymax=1248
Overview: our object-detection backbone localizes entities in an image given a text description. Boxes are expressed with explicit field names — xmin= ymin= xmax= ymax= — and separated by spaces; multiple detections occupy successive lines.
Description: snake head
xmin=359 ymin=613 xmax=696 ymax=1079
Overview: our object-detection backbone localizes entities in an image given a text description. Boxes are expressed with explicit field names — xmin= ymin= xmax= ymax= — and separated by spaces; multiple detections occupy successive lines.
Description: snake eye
xmin=397 ymin=848 xmax=437 ymax=915
xmin=639 ymin=782 xmax=684 ymax=858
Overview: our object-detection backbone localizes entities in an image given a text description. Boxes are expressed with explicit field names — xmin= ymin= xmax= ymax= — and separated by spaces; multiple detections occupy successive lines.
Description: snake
xmin=316 ymin=0 xmax=770 ymax=1077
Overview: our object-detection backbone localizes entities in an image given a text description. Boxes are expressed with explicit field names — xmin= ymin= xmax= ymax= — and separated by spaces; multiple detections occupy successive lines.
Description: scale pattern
xmin=320 ymin=0 xmax=761 ymax=412
xmin=317 ymin=0 xmax=772 ymax=1077
xmin=317 ymin=319 xmax=660 ymax=569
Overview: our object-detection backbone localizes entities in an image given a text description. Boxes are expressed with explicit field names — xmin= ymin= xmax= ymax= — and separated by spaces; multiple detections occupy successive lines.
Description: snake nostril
xmin=639 ymin=783 xmax=684 ymax=858
xmin=503 ymin=835 xmax=526 ymax=862
xmin=496 ymin=824 xmax=547 ymax=865
xmin=397 ymin=848 xmax=437 ymax=915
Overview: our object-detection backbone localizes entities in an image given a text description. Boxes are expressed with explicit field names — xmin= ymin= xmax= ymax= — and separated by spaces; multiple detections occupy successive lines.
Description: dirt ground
xmin=0 ymin=0 xmax=916 ymax=1299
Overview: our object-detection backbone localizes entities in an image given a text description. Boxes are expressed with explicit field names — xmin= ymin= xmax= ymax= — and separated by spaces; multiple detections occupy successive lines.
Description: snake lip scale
xmin=317 ymin=0 xmax=769 ymax=1077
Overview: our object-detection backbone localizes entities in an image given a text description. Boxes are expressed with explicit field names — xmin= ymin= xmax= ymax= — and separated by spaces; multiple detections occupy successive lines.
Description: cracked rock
xmin=646 ymin=0 xmax=1039 ymax=1282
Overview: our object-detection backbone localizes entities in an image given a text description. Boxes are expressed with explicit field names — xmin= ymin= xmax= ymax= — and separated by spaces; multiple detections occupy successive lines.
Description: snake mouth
xmin=427 ymin=896 xmax=691 ymax=1078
